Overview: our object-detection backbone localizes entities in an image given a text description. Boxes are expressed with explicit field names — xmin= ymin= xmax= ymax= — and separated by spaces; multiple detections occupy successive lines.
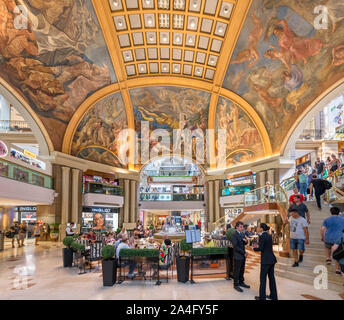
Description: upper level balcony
xmin=0 ymin=120 xmax=32 ymax=133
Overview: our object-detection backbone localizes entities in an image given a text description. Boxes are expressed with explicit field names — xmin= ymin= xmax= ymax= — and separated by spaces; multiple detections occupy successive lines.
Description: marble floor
xmin=0 ymin=239 xmax=343 ymax=300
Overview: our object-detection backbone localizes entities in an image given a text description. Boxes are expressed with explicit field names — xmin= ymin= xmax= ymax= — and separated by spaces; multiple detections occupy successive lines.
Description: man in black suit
xmin=252 ymin=223 xmax=278 ymax=300
xmin=231 ymin=221 xmax=250 ymax=292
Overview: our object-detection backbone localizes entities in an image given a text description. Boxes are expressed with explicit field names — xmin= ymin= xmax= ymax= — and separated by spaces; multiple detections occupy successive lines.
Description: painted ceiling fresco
xmin=215 ymin=96 xmax=264 ymax=168
xmin=0 ymin=0 xmax=116 ymax=150
xmin=130 ymin=86 xmax=211 ymax=169
xmin=71 ymin=92 xmax=127 ymax=168
xmin=223 ymin=0 xmax=344 ymax=152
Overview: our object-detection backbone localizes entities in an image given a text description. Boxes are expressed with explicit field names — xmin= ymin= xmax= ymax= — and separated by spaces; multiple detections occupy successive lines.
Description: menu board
xmin=185 ymin=227 xmax=201 ymax=243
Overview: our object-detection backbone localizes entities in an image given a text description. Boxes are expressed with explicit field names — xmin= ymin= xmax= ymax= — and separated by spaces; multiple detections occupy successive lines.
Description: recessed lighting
xmin=126 ymin=53 xmax=130 ymax=58
xmin=218 ymin=26 xmax=224 ymax=34
xmin=147 ymin=17 xmax=153 ymax=26
xmin=188 ymin=37 xmax=193 ymax=44
xmin=174 ymin=66 xmax=179 ymax=71
xmin=224 ymin=6 xmax=229 ymax=13
xmin=190 ymin=20 xmax=196 ymax=28
xmin=175 ymin=36 xmax=181 ymax=43
xmin=149 ymin=35 xmax=154 ymax=41
xmin=113 ymin=0 xmax=119 ymax=7
xmin=163 ymin=66 xmax=167 ymax=71
xmin=145 ymin=0 xmax=151 ymax=4
xmin=192 ymin=1 xmax=198 ymax=8
xmin=118 ymin=20 xmax=123 ymax=26
xmin=162 ymin=35 xmax=168 ymax=42
xmin=140 ymin=66 xmax=145 ymax=72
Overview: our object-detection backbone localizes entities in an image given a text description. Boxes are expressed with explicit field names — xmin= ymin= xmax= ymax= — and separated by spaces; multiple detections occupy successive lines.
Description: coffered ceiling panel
xmin=106 ymin=0 xmax=237 ymax=82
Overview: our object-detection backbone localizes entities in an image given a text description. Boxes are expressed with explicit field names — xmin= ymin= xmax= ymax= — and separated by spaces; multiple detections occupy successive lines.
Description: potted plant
xmin=62 ymin=236 xmax=75 ymax=268
xmin=176 ymin=239 xmax=192 ymax=283
xmin=49 ymin=223 xmax=59 ymax=241
xmin=101 ymin=245 xmax=117 ymax=286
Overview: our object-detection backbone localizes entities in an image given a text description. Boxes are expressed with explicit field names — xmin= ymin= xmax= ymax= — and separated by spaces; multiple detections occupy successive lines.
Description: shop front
xmin=81 ymin=207 xmax=119 ymax=234
xmin=16 ymin=206 xmax=37 ymax=237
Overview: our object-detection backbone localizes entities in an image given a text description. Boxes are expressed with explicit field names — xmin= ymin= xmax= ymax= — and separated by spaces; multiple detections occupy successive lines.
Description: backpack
xmin=333 ymin=238 xmax=344 ymax=261
xmin=322 ymin=179 xmax=332 ymax=190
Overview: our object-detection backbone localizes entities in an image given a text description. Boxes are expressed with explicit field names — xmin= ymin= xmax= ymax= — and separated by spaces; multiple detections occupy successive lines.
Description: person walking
xmin=315 ymin=157 xmax=325 ymax=179
xmin=10 ymin=221 xmax=20 ymax=248
xmin=321 ymin=207 xmax=344 ymax=274
xmin=285 ymin=209 xmax=309 ymax=267
xmin=231 ymin=221 xmax=250 ymax=292
xmin=298 ymin=170 xmax=308 ymax=200
xmin=33 ymin=222 xmax=41 ymax=246
xmin=288 ymin=195 xmax=310 ymax=224
xmin=331 ymin=228 xmax=344 ymax=278
xmin=251 ymin=223 xmax=278 ymax=300
xmin=289 ymin=187 xmax=304 ymax=205
xmin=19 ymin=222 xmax=27 ymax=247
xmin=309 ymin=174 xmax=326 ymax=210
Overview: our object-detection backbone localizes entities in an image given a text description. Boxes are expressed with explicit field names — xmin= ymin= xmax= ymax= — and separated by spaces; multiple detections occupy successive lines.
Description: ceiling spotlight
xmin=163 ymin=66 xmax=167 ymax=71
xmin=196 ymin=69 xmax=201 ymax=74
xmin=224 ymin=6 xmax=229 ymax=13
xmin=210 ymin=57 xmax=215 ymax=64
xmin=192 ymin=0 xmax=198 ymax=8
xmin=162 ymin=35 xmax=168 ymax=42
xmin=188 ymin=37 xmax=193 ymax=44
xmin=125 ymin=53 xmax=131 ymax=59
xmin=113 ymin=0 xmax=119 ymax=7
xmin=190 ymin=20 xmax=196 ymax=28
xmin=118 ymin=20 xmax=123 ymax=27
xmin=175 ymin=36 xmax=181 ymax=43
xmin=174 ymin=66 xmax=179 ymax=71
xmin=140 ymin=66 xmax=145 ymax=72
xmin=145 ymin=0 xmax=151 ymax=4
xmin=218 ymin=26 xmax=224 ymax=34
xmin=149 ymin=34 xmax=154 ymax=41
xmin=147 ymin=17 xmax=153 ymax=26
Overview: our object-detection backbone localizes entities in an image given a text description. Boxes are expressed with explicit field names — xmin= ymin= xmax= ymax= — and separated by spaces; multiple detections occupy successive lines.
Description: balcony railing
xmin=83 ymin=182 xmax=123 ymax=196
xmin=298 ymin=129 xmax=323 ymax=141
xmin=140 ymin=192 xmax=204 ymax=201
xmin=243 ymin=184 xmax=288 ymax=207
xmin=144 ymin=169 xmax=201 ymax=177
xmin=0 ymin=158 xmax=52 ymax=189
xmin=0 ymin=120 xmax=32 ymax=132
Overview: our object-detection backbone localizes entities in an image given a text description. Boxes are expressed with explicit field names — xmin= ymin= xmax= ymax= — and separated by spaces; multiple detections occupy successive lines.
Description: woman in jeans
xmin=33 ymin=223 xmax=41 ymax=246
xmin=298 ymin=170 xmax=308 ymax=200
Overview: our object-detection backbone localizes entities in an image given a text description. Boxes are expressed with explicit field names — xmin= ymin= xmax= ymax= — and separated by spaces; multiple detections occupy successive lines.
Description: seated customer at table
xmin=86 ymin=230 xmax=96 ymax=243
xmin=116 ymin=236 xmax=137 ymax=278
xmin=203 ymin=234 xmax=215 ymax=247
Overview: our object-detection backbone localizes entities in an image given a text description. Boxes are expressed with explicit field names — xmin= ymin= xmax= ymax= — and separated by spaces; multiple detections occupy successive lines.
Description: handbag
xmin=333 ymin=238 xmax=344 ymax=261
xmin=5 ymin=231 xmax=14 ymax=239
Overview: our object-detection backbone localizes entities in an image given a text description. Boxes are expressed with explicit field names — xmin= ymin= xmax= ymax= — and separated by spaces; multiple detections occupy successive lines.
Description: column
xmin=258 ymin=171 xmax=266 ymax=188
xmin=71 ymin=168 xmax=82 ymax=226
xmin=214 ymin=180 xmax=220 ymax=222
xmin=267 ymin=169 xmax=275 ymax=185
xmin=130 ymin=180 xmax=137 ymax=223
xmin=123 ymin=179 xmax=130 ymax=223
xmin=61 ymin=166 xmax=70 ymax=225
xmin=207 ymin=181 xmax=214 ymax=228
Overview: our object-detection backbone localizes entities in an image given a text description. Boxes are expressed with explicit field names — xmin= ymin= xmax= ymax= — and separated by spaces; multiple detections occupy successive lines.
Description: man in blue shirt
xmin=331 ymin=229 xmax=344 ymax=275
xmin=321 ymin=207 xmax=344 ymax=272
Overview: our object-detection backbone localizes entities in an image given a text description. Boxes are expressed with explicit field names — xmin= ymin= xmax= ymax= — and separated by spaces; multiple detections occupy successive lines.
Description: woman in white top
xmin=33 ymin=223 xmax=41 ymax=246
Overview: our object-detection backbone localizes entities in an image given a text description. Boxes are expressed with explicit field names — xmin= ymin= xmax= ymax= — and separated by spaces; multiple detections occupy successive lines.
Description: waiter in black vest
xmin=231 ymin=221 xmax=250 ymax=292
xmin=251 ymin=223 xmax=278 ymax=300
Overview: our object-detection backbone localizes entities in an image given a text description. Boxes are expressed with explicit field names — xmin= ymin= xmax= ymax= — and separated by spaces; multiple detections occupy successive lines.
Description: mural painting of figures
xmin=71 ymin=92 xmax=127 ymax=168
xmin=0 ymin=0 xmax=117 ymax=150
xmin=130 ymin=87 xmax=211 ymax=168
xmin=223 ymin=0 xmax=344 ymax=153
xmin=215 ymin=96 xmax=264 ymax=168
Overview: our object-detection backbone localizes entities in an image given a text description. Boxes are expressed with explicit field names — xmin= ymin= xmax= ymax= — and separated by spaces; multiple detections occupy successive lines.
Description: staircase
xmin=275 ymin=200 xmax=344 ymax=292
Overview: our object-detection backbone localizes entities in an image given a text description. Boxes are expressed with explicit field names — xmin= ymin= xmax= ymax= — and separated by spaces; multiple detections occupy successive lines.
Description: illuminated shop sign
xmin=16 ymin=206 xmax=37 ymax=212
xmin=10 ymin=148 xmax=46 ymax=170
xmin=0 ymin=140 xmax=8 ymax=158
xmin=24 ymin=149 xmax=37 ymax=159
xmin=82 ymin=207 xmax=117 ymax=213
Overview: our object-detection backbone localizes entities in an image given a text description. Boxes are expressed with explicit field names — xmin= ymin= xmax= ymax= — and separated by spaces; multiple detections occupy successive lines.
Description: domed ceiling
xmin=1 ymin=0 xmax=344 ymax=171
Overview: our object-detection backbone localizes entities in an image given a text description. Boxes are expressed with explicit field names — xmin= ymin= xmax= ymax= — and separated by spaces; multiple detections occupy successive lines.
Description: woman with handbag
xmin=332 ymin=228 xmax=344 ymax=278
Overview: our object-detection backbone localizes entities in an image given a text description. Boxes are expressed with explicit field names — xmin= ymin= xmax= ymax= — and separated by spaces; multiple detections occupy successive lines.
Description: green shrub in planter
xmin=191 ymin=247 xmax=228 ymax=256
xmin=226 ymin=228 xmax=235 ymax=241
xmin=116 ymin=227 xmax=122 ymax=234
xmin=63 ymin=236 xmax=75 ymax=248
xmin=101 ymin=245 xmax=116 ymax=260
xmin=72 ymin=233 xmax=80 ymax=239
xmin=119 ymin=249 xmax=159 ymax=258
xmin=70 ymin=242 xmax=85 ymax=252
xmin=180 ymin=238 xmax=192 ymax=252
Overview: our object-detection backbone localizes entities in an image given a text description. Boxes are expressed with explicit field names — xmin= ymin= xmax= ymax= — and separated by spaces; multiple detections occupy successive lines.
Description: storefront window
xmin=13 ymin=167 xmax=29 ymax=183
xmin=0 ymin=161 xmax=9 ymax=177
xmin=32 ymin=173 xmax=44 ymax=187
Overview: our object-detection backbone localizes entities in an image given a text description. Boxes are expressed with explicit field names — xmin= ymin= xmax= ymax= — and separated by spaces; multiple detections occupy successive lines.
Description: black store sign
xmin=82 ymin=207 xmax=118 ymax=213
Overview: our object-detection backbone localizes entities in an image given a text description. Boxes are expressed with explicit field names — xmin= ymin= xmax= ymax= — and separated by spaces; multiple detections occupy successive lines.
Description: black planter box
xmin=63 ymin=248 xmax=73 ymax=268
xmin=176 ymin=256 xmax=190 ymax=283
xmin=102 ymin=259 xmax=117 ymax=286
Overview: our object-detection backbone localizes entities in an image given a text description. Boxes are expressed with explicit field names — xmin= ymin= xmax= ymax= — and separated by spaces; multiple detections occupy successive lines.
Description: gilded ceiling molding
xmin=280 ymin=77 xmax=344 ymax=156
xmin=0 ymin=76 xmax=54 ymax=155
xmin=213 ymin=0 xmax=252 ymax=87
